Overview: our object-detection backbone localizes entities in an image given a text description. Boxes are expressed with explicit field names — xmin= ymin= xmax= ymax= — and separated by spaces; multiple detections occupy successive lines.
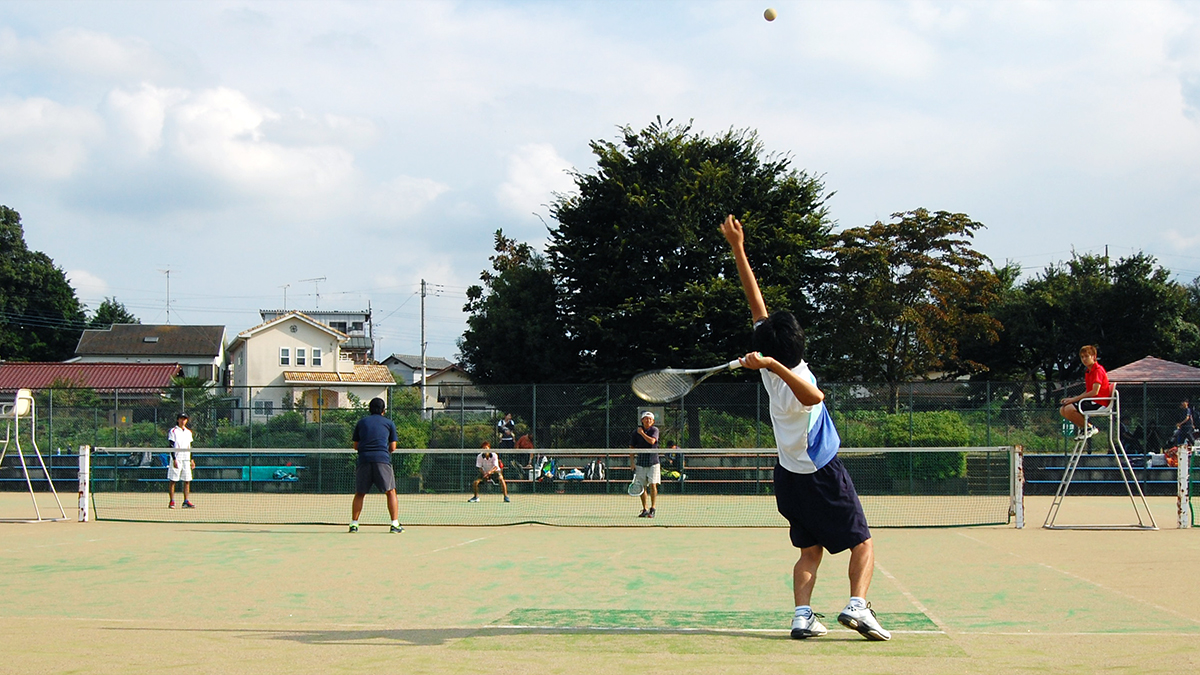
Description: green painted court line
xmin=493 ymin=609 xmax=939 ymax=632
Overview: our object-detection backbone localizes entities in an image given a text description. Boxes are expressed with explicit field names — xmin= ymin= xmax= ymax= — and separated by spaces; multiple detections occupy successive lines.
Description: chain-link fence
xmin=8 ymin=380 xmax=1199 ymax=454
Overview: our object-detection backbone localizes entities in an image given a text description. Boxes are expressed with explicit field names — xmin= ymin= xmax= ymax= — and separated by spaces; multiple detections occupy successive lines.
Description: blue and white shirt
xmin=760 ymin=360 xmax=841 ymax=475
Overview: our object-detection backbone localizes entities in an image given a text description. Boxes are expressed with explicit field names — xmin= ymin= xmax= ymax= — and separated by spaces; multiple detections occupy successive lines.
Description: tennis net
xmin=86 ymin=446 xmax=1019 ymax=527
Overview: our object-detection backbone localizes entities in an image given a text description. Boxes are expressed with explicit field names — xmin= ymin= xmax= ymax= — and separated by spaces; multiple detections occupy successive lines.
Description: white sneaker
xmin=467 ymin=496 xmax=479 ymax=503
xmin=838 ymin=603 xmax=891 ymax=641
xmin=790 ymin=612 xmax=828 ymax=639
xmin=1076 ymin=424 xmax=1099 ymax=440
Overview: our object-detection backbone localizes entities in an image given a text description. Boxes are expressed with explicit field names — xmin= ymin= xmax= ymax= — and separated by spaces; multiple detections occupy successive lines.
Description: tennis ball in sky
xmin=764 ymin=8 xmax=777 ymax=21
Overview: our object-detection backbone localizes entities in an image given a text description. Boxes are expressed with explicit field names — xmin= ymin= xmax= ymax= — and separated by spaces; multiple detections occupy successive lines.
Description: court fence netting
xmin=62 ymin=445 xmax=1026 ymax=528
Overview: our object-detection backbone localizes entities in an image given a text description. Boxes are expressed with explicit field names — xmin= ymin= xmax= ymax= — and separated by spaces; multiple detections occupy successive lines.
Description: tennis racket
xmin=627 ymin=477 xmax=645 ymax=497
xmin=631 ymin=359 xmax=743 ymax=404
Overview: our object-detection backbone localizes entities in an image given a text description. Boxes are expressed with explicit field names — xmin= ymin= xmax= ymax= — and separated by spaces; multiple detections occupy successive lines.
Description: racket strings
xmin=631 ymin=370 xmax=697 ymax=403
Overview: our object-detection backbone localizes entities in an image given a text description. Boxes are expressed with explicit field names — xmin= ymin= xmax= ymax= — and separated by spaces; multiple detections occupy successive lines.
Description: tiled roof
xmin=382 ymin=353 xmax=454 ymax=370
xmin=76 ymin=324 xmax=224 ymax=357
xmin=0 ymin=362 xmax=181 ymax=391
xmin=235 ymin=311 xmax=347 ymax=340
xmin=283 ymin=364 xmax=395 ymax=385
xmin=1107 ymin=356 xmax=1200 ymax=383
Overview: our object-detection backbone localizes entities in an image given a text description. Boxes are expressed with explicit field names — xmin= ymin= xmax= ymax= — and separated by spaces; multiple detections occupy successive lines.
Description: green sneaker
xmin=348 ymin=523 xmax=359 ymax=533
xmin=389 ymin=524 xmax=404 ymax=534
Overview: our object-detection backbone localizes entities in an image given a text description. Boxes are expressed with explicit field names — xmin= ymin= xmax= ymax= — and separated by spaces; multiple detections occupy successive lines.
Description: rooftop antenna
xmin=158 ymin=267 xmax=172 ymax=324
xmin=300 ymin=276 xmax=326 ymax=309
xmin=280 ymin=283 xmax=291 ymax=311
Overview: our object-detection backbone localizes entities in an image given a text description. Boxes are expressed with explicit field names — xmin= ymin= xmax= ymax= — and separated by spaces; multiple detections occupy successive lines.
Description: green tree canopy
xmin=87 ymin=297 xmax=140 ymax=330
xmin=812 ymin=209 xmax=1003 ymax=383
xmin=459 ymin=231 xmax=575 ymax=384
xmin=0 ymin=206 xmax=86 ymax=361
xmin=541 ymin=118 xmax=834 ymax=382
xmin=966 ymin=252 xmax=1199 ymax=402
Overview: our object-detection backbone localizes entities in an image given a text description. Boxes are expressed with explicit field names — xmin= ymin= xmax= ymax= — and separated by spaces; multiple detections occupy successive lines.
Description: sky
xmin=2 ymin=0 xmax=1200 ymax=362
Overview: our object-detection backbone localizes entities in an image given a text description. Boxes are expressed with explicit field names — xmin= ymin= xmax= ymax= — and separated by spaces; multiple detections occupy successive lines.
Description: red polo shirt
xmin=1085 ymin=362 xmax=1112 ymax=405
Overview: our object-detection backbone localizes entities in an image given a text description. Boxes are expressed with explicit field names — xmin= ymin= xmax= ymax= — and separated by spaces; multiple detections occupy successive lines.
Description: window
xmin=351 ymin=321 xmax=364 ymax=332
xmin=312 ymin=348 xmax=322 ymax=366
xmin=329 ymin=321 xmax=347 ymax=333
xmin=297 ymin=348 xmax=306 ymax=366
xmin=254 ymin=400 xmax=274 ymax=416
xmin=280 ymin=347 xmax=290 ymax=366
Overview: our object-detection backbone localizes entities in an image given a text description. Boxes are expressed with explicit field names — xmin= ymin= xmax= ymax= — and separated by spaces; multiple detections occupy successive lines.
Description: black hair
xmin=369 ymin=397 xmax=386 ymax=415
xmin=752 ymin=311 xmax=806 ymax=369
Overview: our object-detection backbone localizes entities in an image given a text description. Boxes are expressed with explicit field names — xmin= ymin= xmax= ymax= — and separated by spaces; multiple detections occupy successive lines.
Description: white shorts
xmin=167 ymin=462 xmax=193 ymax=483
xmin=633 ymin=464 xmax=661 ymax=486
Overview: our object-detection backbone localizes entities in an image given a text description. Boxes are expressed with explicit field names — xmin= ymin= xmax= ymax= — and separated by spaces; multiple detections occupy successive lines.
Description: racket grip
xmin=727 ymin=359 xmax=743 ymax=371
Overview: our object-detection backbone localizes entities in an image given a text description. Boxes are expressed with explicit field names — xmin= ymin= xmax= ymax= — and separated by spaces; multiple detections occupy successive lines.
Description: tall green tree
xmin=459 ymin=230 xmax=574 ymax=384
xmin=87 ymin=297 xmax=140 ymax=329
xmin=968 ymin=252 xmax=1198 ymax=402
xmin=0 ymin=206 xmax=86 ymax=361
xmin=543 ymin=118 xmax=833 ymax=381
xmin=812 ymin=209 xmax=1003 ymax=383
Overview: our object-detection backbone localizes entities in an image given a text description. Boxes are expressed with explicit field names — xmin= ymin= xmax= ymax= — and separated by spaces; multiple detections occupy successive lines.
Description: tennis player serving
xmin=721 ymin=214 xmax=890 ymax=641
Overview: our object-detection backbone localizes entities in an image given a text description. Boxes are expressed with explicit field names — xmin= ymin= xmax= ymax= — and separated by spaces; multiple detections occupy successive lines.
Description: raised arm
xmin=720 ymin=215 xmax=768 ymax=322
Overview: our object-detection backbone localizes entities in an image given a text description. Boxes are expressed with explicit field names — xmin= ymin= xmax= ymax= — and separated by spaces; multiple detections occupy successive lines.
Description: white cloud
xmin=0 ymin=97 xmax=102 ymax=180
xmin=496 ymin=144 xmax=574 ymax=215
xmin=105 ymin=83 xmax=189 ymax=156
xmin=0 ymin=26 xmax=163 ymax=80
xmin=66 ymin=269 xmax=110 ymax=304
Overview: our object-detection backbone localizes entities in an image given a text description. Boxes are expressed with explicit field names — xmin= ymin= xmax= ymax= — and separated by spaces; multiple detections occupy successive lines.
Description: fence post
xmin=318 ymin=386 xmax=324 ymax=447
xmin=1143 ymin=382 xmax=1148 ymax=453
xmin=48 ymin=388 xmax=54 ymax=454
xmin=986 ymin=381 xmax=992 ymax=446
xmin=908 ymin=383 xmax=914 ymax=446
xmin=532 ymin=384 xmax=537 ymax=448
xmin=605 ymin=383 xmax=610 ymax=448
xmin=113 ymin=388 xmax=119 ymax=448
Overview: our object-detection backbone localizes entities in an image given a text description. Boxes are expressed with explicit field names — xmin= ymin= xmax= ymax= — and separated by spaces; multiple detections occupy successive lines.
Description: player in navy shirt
xmin=349 ymin=397 xmax=402 ymax=533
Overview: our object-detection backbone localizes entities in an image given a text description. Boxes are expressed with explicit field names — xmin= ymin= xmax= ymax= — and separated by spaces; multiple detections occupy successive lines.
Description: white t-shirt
xmin=760 ymin=360 xmax=837 ymax=474
xmin=168 ymin=426 xmax=193 ymax=463
xmin=476 ymin=452 xmax=501 ymax=474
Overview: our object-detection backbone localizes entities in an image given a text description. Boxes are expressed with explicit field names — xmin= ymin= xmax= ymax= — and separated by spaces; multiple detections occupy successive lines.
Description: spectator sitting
xmin=1171 ymin=399 xmax=1195 ymax=447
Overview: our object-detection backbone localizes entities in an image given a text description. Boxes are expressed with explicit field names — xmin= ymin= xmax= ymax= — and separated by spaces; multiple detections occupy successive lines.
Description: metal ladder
xmin=1044 ymin=388 xmax=1157 ymax=530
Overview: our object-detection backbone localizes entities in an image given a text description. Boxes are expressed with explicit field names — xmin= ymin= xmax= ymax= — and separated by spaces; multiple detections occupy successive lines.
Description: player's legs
xmin=472 ymin=477 xmax=483 ymax=497
xmin=793 ymin=545 xmax=823 ymax=606
xmin=182 ymin=481 xmax=191 ymax=502
xmin=848 ymin=538 xmax=874 ymax=598
xmin=168 ymin=481 xmax=176 ymax=502
xmin=1060 ymin=403 xmax=1084 ymax=427
xmin=647 ymin=482 xmax=658 ymax=509
xmin=386 ymin=489 xmax=398 ymax=520
xmin=497 ymin=473 xmax=509 ymax=497
xmin=351 ymin=493 xmax=366 ymax=520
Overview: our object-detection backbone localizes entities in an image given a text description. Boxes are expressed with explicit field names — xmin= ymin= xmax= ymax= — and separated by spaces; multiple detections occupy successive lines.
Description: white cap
xmin=641 ymin=411 xmax=655 ymax=421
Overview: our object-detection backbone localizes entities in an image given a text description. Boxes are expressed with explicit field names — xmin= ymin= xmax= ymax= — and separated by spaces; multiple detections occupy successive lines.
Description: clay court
xmin=1 ymin=494 xmax=1198 ymax=675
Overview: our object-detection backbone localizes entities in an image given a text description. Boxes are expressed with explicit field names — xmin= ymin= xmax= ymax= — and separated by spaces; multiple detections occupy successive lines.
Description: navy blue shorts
xmin=774 ymin=455 xmax=871 ymax=554
xmin=355 ymin=462 xmax=396 ymax=494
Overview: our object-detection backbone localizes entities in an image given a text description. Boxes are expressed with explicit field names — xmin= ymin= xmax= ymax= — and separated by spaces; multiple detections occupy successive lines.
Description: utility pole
xmin=420 ymin=279 xmax=427 ymax=419
xmin=280 ymin=283 xmax=290 ymax=311
xmin=159 ymin=268 xmax=172 ymax=324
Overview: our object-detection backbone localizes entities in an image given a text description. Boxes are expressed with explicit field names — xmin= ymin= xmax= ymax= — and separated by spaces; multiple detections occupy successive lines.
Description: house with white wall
xmin=226 ymin=311 xmax=393 ymax=422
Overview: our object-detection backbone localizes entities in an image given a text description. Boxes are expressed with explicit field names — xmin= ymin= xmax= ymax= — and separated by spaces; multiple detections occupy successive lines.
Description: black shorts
xmin=774 ymin=456 xmax=871 ymax=554
xmin=1073 ymin=400 xmax=1110 ymax=414
xmin=355 ymin=462 xmax=396 ymax=494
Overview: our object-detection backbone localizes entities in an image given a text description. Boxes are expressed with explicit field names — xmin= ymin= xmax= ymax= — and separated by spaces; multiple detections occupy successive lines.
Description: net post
xmin=1178 ymin=444 xmax=1191 ymax=530
xmin=77 ymin=444 xmax=90 ymax=522
xmin=1011 ymin=445 xmax=1024 ymax=529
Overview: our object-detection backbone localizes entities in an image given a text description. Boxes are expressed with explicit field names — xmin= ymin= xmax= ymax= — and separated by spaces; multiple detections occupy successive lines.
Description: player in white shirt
xmin=167 ymin=412 xmax=196 ymax=509
xmin=468 ymin=442 xmax=510 ymax=503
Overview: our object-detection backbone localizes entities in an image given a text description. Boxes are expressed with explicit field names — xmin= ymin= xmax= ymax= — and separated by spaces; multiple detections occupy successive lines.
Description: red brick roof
xmin=1107 ymin=356 xmax=1200 ymax=383
xmin=0 ymin=362 xmax=181 ymax=392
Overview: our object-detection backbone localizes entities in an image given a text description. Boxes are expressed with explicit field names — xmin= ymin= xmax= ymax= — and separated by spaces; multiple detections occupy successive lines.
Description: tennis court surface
xmin=1 ymin=494 xmax=1197 ymax=675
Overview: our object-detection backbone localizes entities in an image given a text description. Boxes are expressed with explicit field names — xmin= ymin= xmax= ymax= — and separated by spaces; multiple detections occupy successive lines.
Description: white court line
xmin=411 ymin=536 xmax=493 ymax=557
xmin=954 ymin=531 xmax=1200 ymax=626
xmin=874 ymin=560 xmax=952 ymax=635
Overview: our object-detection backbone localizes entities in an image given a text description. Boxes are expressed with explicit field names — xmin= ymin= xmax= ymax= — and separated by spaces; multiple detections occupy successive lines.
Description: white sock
xmin=848 ymin=596 xmax=866 ymax=610
xmin=794 ymin=605 xmax=813 ymax=618
xmin=350 ymin=520 xmax=358 ymax=527
xmin=391 ymin=520 xmax=400 ymax=528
